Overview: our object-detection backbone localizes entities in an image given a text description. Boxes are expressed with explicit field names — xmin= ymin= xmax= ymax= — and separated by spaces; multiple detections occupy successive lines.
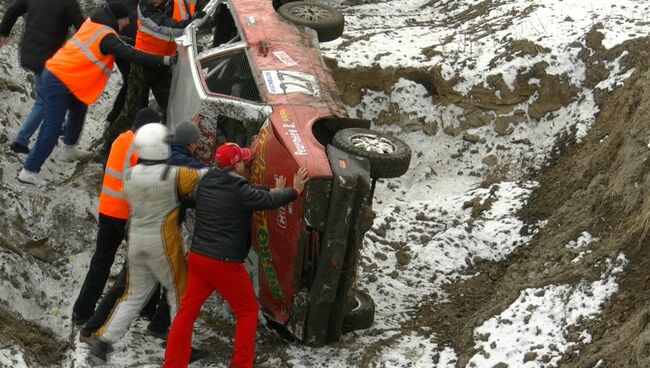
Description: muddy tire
xmin=342 ymin=290 xmax=375 ymax=333
xmin=278 ymin=2 xmax=344 ymax=42
xmin=333 ymin=128 xmax=411 ymax=179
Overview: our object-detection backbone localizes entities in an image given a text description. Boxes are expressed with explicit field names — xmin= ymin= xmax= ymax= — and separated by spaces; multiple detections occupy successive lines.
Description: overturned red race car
xmin=168 ymin=0 xmax=411 ymax=345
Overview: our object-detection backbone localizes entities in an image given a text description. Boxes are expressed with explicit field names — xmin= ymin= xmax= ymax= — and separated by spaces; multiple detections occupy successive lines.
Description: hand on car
xmin=274 ymin=175 xmax=287 ymax=190
xmin=163 ymin=52 xmax=178 ymax=66
xmin=292 ymin=167 xmax=309 ymax=195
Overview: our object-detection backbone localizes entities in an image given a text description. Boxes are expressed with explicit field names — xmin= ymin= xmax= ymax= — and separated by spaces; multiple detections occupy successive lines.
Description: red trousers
xmin=162 ymin=251 xmax=259 ymax=368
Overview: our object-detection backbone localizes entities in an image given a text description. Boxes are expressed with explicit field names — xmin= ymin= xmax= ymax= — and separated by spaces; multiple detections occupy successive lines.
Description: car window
xmin=200 ymin=49 xmax=262 ymax=102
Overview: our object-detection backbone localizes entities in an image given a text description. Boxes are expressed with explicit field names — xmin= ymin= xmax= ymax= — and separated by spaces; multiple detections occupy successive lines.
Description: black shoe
xmin=71 ymin=311 xmax=90 ymax=326
xmin=88 ymin=337 xmax=113 ymax=363
xmin=92 ymin=145 xmax=108 ymax=165
xmin=189 ymin=347 xmax=207 ymax=363
xmin=10 ymin=142 xmax=30 ymax=154
xmin=146 ymin=325 xmax=168 ymax=340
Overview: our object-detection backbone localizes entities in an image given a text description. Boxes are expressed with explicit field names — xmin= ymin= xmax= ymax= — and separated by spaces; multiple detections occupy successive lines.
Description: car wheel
xmin=342 ymin=290 xmax=375 ymax=333
xmin=333 ymin=128 xmax=411 ymax=179
xmin=277 ymin=1 xmax=345 ymax=42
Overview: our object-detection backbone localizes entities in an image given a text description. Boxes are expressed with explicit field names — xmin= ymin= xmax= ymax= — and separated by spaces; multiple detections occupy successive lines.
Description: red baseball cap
xmin=214 ymin=142 xmax=253 ymax=167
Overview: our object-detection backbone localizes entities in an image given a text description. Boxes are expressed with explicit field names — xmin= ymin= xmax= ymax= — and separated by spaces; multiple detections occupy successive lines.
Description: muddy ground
xmin=2 ymin=1 xmax=650 ymax=367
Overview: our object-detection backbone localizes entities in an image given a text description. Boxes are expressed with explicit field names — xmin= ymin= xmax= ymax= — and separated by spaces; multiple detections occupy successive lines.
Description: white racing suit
xmin=95 ymin=163 xmax=204 ymax=343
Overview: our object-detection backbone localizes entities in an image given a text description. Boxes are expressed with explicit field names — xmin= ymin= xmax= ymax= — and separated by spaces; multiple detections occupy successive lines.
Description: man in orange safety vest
xmin=18 ymin=0 xmax=177 ymax=186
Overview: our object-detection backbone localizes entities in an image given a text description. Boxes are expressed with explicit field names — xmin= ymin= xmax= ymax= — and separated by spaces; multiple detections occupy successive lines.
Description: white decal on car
xmin=272 ymin=51 xmax=298 ymax=66
xmin=277 ymin=205 xmax=287 ymax=229
xmin=279 ymin=109 xmax=308 ymax=156
xmin=262 ymin=70 xmax=321 ymax=98
xmin=246 ymin=16 xmax=256 ymax=25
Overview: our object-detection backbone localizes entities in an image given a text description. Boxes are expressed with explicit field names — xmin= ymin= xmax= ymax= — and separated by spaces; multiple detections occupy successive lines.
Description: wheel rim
xmin=289 ymin=5 xmax=333 ymax=22
xmin=349 ymin=133 xmax=398 ymax=154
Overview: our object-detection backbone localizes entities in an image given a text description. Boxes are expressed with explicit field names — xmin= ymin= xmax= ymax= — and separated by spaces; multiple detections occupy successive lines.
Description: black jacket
xmin=0 ymin=0 xmax=84 ymax=72
xmin=89 ymin=7 xmax=164 ymax=67
xmin=191 ymin=168 xmax=297 ymax=262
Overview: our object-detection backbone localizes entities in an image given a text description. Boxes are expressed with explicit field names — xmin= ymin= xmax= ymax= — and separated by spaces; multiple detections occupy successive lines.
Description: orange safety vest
xmin=46 ymin=19 xmax=116 ymax=105
xmin=98 ymin=131 xmax=138 ymax=219
xmin=134 ymin=0 xmax=196 ymax=56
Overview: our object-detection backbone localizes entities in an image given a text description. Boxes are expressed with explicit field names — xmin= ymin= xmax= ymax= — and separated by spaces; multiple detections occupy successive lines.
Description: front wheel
xmin=333 ymin=128 xmax=411 ymax=179
xmin=277 ymin=1 xmax=345 ymax=42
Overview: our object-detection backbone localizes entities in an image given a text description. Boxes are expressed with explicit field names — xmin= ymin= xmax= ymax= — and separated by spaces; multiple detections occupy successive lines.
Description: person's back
xmin=0 ymin=0 xmax=84 ymax=72
xmin=124 ymin=163 xmax=183 ymax=236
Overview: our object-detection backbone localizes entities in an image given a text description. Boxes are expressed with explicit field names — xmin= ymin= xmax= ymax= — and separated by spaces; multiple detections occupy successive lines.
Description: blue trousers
xmin=14 ymin=71 xmax=44 ymax=146
xmin=23 ymin=69 xmax=87 ymax=173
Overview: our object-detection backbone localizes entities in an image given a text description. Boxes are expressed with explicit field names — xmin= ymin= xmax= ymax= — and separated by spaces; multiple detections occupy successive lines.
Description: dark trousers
xmin=102 ymin=63 xmax=171 ymax=148
xmin=73 ymin=213 xmax=127 ymax=319
xmin=81 ymin=262 xmax=170 ymax=337
xmin=106 ymin=60 xmax=131 ymax=124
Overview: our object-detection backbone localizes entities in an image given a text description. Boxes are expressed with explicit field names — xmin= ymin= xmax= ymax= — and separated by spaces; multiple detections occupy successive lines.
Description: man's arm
xmin=238 ymin=183 xmax=297 ymax=211
xmin=66 ymin=0 xmax=85 ymax=30
xmin=238 ymin=167 xmax=308 ymax=210
xmin=138 ymin=3 xmax=192 ymax=39
xmin=0 ymin=0 xmax=28 ymax=45
xmin=99 ymin=34 xmax=170 ymax=66
xmin=176 ymin=166 xmax=208 ymax=196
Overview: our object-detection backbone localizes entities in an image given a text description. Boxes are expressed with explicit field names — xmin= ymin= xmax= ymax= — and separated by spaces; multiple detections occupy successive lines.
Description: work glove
xmin=192 ymin=10 xmax=206 ymax=20
xmin=163 ymin=53 xmax=178 ymax=66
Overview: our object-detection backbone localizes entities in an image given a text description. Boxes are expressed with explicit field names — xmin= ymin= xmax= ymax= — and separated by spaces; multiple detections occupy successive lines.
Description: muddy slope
xmin=415 ymin=32 xmax=650 ymax=366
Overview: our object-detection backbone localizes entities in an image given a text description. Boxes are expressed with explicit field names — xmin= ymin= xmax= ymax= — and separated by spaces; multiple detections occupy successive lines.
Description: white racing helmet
xmin=133 ymin=123 xmax=171 ymax=161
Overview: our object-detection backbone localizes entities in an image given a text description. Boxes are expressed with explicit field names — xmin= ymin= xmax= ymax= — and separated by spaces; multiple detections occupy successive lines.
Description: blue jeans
xmin=24 ymin=69 xmax=88 ymax=173
xmin=14 ymin=71 xmax=44 ymax=146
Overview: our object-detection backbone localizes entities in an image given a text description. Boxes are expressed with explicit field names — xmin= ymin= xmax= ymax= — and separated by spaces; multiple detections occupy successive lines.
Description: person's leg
xmin=13 ymin=71 xmax=45 ymax=148
xmin=148 ymin=65 xmax=172 ymax=118
xmin=73 ymin=215 xmax=127 ymax=321
xmin=212 ymin=262 xmax=259 ymax=368
xmin=80 ymin=262 xmax=127 ymax=337
xmin=140 ymin=283 xmax=161 ymax=319
xmin=147 ymin=286 xmax=170 ymax=336
xmin=162 ymin=252 xmax=213 ymax=368
xmin=23 ymin=70 xmax=70 ymax=173
xmin=102 ymin=64 xmax=149 ymax=148
xmin=94 ymin=248 xmax=157 ymax=344
xmin=62 ymin=93 xmax=88 ymax=146
xmin=106 ymin=60 xmax=131 ymax=123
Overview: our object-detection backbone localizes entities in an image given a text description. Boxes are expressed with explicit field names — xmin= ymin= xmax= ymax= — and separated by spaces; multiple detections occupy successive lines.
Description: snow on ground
xmin=468 ymin=254 xmax=627 ymax=367
xmin=0 ymin=0 xmax=645 ymax=366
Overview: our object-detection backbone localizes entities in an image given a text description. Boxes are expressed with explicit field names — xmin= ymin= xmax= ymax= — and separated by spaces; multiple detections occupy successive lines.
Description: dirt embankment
xmin=331 ymin=24 xmax=650 ymax=366
xmin=435 ymin=32 xmax=650 ymax=366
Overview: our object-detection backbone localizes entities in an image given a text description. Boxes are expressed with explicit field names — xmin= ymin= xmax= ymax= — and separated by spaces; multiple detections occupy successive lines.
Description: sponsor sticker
xmin=262 ymin=70 xmax=321 ymax=98
xmin=272 ymin=51 xmax=298 ymax=66
xmin=279 ymin=109 xmax=308 ymax=156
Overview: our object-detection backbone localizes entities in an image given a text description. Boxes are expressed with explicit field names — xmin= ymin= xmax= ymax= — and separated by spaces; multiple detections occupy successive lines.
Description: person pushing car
xmin=96 ymin=0 xmax=203 ymax=163
xmin=162 ymin=142 xmax=309 ymax=368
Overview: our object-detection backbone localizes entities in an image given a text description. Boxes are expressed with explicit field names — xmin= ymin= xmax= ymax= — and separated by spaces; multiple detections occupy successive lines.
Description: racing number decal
xmin=263 ymin=70 xmax=321 ymax=98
